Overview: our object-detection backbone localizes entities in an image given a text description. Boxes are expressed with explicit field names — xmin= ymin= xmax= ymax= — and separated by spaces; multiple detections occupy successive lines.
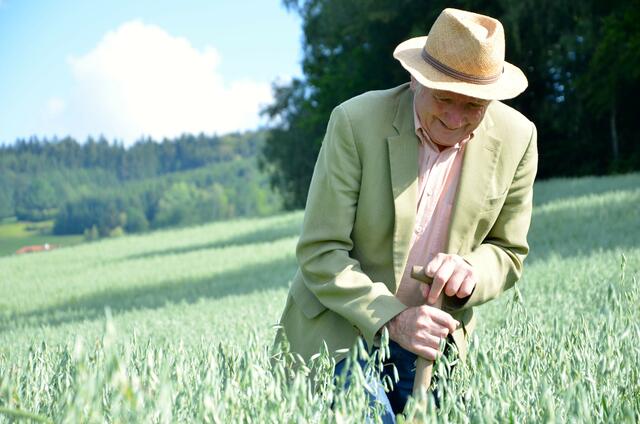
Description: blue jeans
xmin=333 ymin=340 xmax=418 ymax=424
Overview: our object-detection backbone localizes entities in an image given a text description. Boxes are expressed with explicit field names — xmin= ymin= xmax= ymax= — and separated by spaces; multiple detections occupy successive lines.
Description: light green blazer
xmin=276 ymin=83 xmax=538 ymax=364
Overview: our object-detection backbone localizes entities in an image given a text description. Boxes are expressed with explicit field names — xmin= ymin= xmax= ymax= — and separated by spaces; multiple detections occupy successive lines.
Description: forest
xmin=262 ymin=0 xmax=640 ymax=208
xmin=0 ymin=132 xmax=282 ymax=237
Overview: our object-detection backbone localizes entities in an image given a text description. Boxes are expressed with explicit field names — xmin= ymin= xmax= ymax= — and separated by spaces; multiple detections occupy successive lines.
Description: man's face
xmin=413 ymin=82 xmax=490 ymax=148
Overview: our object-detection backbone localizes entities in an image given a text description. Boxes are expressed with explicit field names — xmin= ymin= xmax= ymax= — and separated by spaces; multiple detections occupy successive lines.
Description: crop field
xmin=1 ymin=173 xmax=639 ymax=423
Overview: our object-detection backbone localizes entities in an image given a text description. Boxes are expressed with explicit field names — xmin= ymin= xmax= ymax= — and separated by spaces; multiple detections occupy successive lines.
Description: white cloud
xmin=46 ymin=97 xmax=66 ymax=115
xmin=43 ymin=20 xmax=273 ymax=145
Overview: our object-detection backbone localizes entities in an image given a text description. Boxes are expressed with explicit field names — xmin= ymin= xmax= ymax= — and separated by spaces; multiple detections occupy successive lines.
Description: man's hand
xmin=422 ymin=253 xmax=477 ymax=305
xmin=387 ymin=306 xmax=459 ymax=361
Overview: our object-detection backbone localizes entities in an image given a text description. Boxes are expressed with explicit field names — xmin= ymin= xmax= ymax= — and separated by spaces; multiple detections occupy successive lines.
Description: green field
xmin=1 ymin=173 xmax=639 ymax=422
xmin=0 ymin=219 xmax=84 ymax=257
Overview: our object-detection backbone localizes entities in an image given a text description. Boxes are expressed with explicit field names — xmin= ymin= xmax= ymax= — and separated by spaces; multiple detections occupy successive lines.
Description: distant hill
xmin=0 ymin=131 xmax=282 ymax=237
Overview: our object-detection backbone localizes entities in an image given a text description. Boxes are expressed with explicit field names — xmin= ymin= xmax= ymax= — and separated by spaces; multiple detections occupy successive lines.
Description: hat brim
xmin=393 ymin=36 xmax=528 ymax=100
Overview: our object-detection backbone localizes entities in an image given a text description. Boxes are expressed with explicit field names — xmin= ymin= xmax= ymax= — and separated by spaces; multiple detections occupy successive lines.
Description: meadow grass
xmin=0 ymin=220 xmax=83 ymax=257
xmin=1 ymin=173 xmax=639 ymax=422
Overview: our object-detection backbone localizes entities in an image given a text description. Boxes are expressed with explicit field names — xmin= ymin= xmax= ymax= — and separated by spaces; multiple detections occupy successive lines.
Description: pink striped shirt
xmin=395 ymin=97 xmax=471 ymax=307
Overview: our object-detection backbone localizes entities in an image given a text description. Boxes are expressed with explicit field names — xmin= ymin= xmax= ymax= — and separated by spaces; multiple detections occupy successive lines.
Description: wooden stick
xmin=410 ymin=265 xmax=441 ymax=397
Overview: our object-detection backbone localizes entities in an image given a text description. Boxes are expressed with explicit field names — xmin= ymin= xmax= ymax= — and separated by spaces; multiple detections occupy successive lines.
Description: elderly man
xmin=275 ymin=7 xmax=538 ymax=420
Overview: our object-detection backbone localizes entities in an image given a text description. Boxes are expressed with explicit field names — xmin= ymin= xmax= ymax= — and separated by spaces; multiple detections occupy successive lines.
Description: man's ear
xmin=409 ymin=75 xmax=417 ymax=92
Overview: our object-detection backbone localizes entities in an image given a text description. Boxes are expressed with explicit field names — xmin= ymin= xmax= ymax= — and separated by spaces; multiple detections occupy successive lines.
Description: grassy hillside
xmin=0 ymin=173 xmax=638 ymax=422
xmin=0 ymin=219 xmax=83 ymax=257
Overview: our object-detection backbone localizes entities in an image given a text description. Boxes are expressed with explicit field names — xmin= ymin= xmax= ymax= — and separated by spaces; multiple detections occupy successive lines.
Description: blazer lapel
xmin=387 ymin=89 xmax=419 ymax=287
xmin=446 ymin=110 xmax=502 ymax=254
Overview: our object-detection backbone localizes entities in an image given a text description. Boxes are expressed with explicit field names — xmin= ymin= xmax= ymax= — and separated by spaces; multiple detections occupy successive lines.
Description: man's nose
xmin=442 ymin=105 xmax=465 ymax=129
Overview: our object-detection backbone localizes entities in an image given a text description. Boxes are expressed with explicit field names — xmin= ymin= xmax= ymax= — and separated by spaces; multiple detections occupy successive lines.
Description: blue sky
xmin=0 ymin=0 xmax=303 ymax=145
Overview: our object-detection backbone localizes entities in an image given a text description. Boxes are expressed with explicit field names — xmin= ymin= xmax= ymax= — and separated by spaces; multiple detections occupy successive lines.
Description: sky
xmin=0 ymin=0 xmax=303 ymax=146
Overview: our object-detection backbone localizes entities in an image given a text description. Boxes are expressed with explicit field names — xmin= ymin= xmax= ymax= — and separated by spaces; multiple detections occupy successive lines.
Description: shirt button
xmin=415 ymin=225 xmax=423 ymax=234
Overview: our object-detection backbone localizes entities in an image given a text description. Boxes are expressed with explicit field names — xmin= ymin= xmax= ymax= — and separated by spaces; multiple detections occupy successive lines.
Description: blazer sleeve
xmin=295 ymin=105 xmax=407 ymax=347
xmin=446 ymin=122 xmax=538 ymax=312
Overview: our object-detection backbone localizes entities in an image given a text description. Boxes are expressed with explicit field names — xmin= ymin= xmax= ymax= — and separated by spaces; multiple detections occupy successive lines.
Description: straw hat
xmin=393 ymin=8 xmax=527 ymax=100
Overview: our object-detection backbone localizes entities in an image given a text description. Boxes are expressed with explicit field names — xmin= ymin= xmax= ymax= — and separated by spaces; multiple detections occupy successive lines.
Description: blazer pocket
xmin=290 ymin=270 xmax=328 ymax=319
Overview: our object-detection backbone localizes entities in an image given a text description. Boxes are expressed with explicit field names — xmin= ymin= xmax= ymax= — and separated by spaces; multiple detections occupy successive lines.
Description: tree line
xmin=262 ymin=0 xmax=640 ymax=209
xmin=0 ymin=132 xmax=282 ymax=237
xmin=2 ymin=132 xmax=263 ymax=179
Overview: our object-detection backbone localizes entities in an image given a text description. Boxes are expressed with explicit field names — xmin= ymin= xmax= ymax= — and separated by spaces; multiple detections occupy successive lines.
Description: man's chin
xmin=426 ymin=128 xmax=467 ymax=149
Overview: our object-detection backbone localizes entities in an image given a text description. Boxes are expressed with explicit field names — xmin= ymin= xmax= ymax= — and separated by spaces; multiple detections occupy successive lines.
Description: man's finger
xmin=421 ymin=283 xmax=430 ymax=299
xmin=420 ymin=333 xmax=443 ymax=350
xmin=426 ymin=307 xmax=459 ymax=332
xmin=458 ymin=276 xmax=475 ymax=298
xmin=445 ymin=268 xmax=465 ymax=296
xmin=416 ymin=346 xmax=440 ymax=362
xmin=428 ymin=258 xmax=455 ymax=304
xmin=426 ymin=283 xmax=442 ymax=305
xmin=425 ymin=253 xmax=446 ymax=277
